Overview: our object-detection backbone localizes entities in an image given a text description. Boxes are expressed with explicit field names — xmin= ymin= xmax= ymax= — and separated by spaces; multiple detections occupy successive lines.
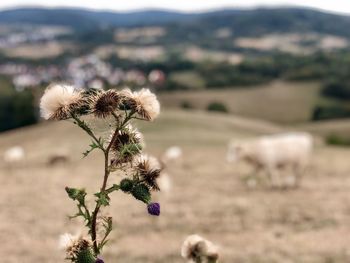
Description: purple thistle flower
xmin=95 ymin=258 xmax=104 ymax=263
xmin=147 ymin=202 xmax=160 ymax=216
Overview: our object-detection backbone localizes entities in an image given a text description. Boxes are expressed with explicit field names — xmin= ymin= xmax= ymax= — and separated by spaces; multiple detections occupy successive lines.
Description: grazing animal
xmin=48 ymin=154 xmax=69 ymax=166
xmin=161 ymin=146 xmax=183 ymax=164
xmin=227 ymin=132 xmax=313 ymax=188
xmin=3 ymin=146 xmax=25 ymax=163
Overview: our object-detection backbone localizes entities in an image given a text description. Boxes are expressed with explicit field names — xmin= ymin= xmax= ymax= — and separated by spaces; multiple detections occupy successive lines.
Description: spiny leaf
xmin=120 ymin=143 xmax=142 ymax=158
xmin=83 ymin=141 xmax=99 ymax=158
xmin=95 ymin=191 xmax=110 ymax=207
xmin=98 ymin=216 xmax=113 ymax=252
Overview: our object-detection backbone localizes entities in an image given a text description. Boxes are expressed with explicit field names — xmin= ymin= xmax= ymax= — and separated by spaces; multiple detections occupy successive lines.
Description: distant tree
xmin=326 ymin=134 xmax=350 ymax=147
xmin=322 ymin=79 xmax=350 ymax=100
xmin=206 ymin=102 xmax=228 ymax=113
xmin=311 ymin=105 xmax=350 ymax=121
xmin=0 ymin=90 xmax=37 ymax=132
xmin=180 ymin=101 xmax=193 ymax=110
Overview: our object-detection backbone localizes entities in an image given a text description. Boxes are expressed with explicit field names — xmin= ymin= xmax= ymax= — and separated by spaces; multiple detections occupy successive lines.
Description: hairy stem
xmin=71 ymin=114 xmax=104 ymax=151
xmin=90 ymin=111 xmax=135 ymax=255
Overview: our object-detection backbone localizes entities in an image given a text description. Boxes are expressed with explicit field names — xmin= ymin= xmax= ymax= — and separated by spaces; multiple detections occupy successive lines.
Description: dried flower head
xmin=120 ymin=88 xmax=160 ymax=121
xmin=59 ymin=233 xmax=94 ymax=261
xmin=111 ymin=125 xmax=142 ymax=152
xmin=110 ymin=125 xmax=143 ymax=165
xmin=89 ymin=89 xmax=121 ymax=118
xmin=136 ymin=154 xmax=162 ymax=191
xmin=40 ymin=84 xmax=83 ymax=120
xmin=181 ymin=235 xmax=219 ymax=263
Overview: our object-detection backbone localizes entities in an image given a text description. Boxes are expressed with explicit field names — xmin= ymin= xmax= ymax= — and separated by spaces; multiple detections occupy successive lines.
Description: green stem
xmin=90 ymin=153 xmax=109 ymax=255
xmin=105 ymin=184 xmax=120 ymax=194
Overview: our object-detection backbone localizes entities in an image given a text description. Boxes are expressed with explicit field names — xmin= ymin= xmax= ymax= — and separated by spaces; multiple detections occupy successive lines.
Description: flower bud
xmin=147 ymin=202 xmax=160 ymax=216
xmin=131 ymin=183 xmax=151 ymax=204
xmin=77 ymin=248 xmax=96 ymax=263
xmin=120 ymin=178 xmax=134 ymax=192
xmin=65 ymin=187 xmax=86 ymax=203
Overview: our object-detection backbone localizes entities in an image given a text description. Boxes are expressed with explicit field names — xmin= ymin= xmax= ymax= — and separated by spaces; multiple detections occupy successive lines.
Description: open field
xmin=234 ymin=33 xmax=349 ymax=54
xmin=159 ymin=81 xmax=322 ymax=124
xmin=1 ymin=42 xmax=75 ymax=59
xmin=1 ymin=110 xmax=350 ymax=263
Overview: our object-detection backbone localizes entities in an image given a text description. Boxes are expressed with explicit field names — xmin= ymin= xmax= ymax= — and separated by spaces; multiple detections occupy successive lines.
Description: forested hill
xmin=0 ymin=7 xmax=350 ymax=37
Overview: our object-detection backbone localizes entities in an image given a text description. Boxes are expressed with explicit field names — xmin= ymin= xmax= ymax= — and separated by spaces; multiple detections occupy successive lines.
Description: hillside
xmin=297 ymin=119 xmax=350 ymax=139
xmin=0 ymin=8 xmax=195 ymax=30
xmin=159 ymin=81 xmax=322 ymax=123
xmin=1 ymin=7 xmax=350 ymax=38
xmin=1 ymin=110 xmax=350 ymax=262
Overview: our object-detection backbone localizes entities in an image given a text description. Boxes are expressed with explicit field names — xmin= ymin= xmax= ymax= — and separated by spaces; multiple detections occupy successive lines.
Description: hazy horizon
xmin=1 ymin=1 xmax=350 ymax=15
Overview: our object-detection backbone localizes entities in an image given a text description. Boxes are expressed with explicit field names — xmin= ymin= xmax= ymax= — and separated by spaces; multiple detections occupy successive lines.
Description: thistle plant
xmin=40 ymin=84 xmax=162 ymax=262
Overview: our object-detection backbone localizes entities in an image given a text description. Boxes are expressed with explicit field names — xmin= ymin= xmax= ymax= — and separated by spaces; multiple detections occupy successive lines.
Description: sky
xmin=1 ymin=0 xmax=350 ymax=15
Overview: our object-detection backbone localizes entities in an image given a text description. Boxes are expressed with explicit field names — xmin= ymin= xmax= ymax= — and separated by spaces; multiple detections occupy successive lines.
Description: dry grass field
xmin=1 ymin=110 xmax=350 ymax=263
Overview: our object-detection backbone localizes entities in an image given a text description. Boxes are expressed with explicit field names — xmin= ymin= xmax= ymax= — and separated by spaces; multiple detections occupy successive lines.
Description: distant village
xmin=0 ymin=55 xmax=166 ymax=92
xmin=0 ymin=25 xmax=166 ymax=92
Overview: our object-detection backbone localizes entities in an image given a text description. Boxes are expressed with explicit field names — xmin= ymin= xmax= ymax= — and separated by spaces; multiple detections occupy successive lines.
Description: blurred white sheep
xmin=227 ymin=132 xmax=313 ymax=188
xmin=3 ymin=146 xmax=25 ymax=164
xmin=161 ymin=146 xmax=183 ymax=164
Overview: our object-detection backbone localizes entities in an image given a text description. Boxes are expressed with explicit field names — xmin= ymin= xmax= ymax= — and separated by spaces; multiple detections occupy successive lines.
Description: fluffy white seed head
xmin=133 ymin=88 xmax=160 ymax=121
xmin=40 ymin=84 xmax=82 ymax=120
xmin=181 ymin=234 xmax=219 ymax=263
xmin=120 ymin=88 xmax=160 ymax=121
xmin=137 ymin=154 xmax=162 ymax=170
xmin=58 ymin=232 xmax=92 ymax=260
xmin=58 ymin=233 xmax=79 ymax=251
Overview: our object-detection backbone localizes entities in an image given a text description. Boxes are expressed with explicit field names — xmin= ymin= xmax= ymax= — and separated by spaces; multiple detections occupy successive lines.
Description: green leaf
xmin=65 ymin=187 xmax=91 ymax=227
xmin=83 ymin=138 xmax=104 ymax=158
xmin=98 ymin=216 xmax=113 ymax=252
xmin=95 ymin=191 xmax=110 ymax=207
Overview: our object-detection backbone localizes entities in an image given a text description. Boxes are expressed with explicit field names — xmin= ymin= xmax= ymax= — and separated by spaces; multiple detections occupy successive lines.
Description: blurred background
xmin=1 ymin=0 xmax=350 ymax=262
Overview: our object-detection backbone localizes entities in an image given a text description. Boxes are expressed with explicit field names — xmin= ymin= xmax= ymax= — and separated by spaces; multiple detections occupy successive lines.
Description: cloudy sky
xmin=1 ymin=0 xmax=350 ymax=14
